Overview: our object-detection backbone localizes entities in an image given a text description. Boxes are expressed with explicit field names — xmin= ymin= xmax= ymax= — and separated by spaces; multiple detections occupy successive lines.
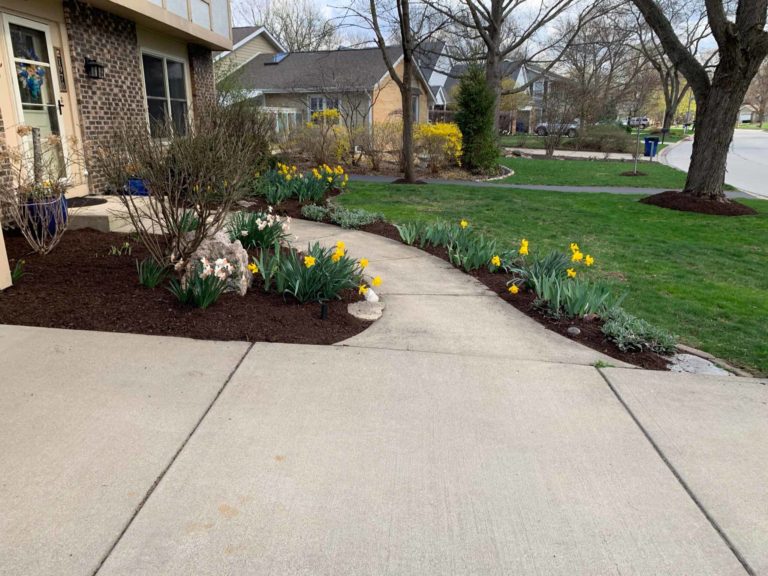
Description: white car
xmin=627 ymin=116 xmax=650 ymax=129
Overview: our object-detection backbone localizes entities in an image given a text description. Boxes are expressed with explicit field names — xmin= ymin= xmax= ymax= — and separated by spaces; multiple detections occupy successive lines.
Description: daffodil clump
xmin=312 ymin=163 xmax=349 ymax=192
xmin=227 ymin=208 xmax=290 ymax=250
xmin=248 ymin=239 xmax=381 ymax=304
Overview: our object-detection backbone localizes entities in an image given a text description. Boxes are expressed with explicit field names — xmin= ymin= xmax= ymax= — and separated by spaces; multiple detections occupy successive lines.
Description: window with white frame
xmin=142 ymin=53 xmax=189 ymax=137
xmin=308 ymin=95 xmax=339 ymax=118
xmin=533 ymin=80 xmax=545 ymax=96
xmin=411 ymin=94 xmax=420 ymax=122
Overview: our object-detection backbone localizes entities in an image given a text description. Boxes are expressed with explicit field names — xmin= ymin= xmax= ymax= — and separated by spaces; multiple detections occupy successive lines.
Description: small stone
xmin=566 ymin=326 xmax=581 ymax=337
xmin=365 ymin=287 xmax=380 ymax=303
xmin=348 ymin=301 xmax=384 ymax=321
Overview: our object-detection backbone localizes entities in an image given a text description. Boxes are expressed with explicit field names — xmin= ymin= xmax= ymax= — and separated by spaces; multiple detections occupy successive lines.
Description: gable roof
xmin=214 ymin=26 xmax=287 ymax=62
xmin=235 ymin=46 xmax=433 ymax=99
xmin=415 ymin=40 xmax=446 ymax=77
xmin=443 ymin=61 xmax=524 ymax=101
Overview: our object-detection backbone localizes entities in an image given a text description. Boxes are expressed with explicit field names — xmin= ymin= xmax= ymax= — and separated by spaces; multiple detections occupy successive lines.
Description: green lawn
xmin=338 ymin=182 xmax=768 ymax=375
xmin=499 ymin=157 xmax=691 ymax=189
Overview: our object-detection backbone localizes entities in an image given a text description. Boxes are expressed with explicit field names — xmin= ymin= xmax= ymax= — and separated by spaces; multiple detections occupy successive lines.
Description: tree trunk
xmin=485 ymin=52 xmax=502 ymax=133
xmin=401 ymin=58 xmax=416 ymax=183
xmin=683 ymin=83 xmax=745 ymax=200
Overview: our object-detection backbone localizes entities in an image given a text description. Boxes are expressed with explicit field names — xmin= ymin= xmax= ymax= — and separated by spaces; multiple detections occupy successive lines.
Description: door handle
xmin=57 ymin=99 xmax=64 ymax=115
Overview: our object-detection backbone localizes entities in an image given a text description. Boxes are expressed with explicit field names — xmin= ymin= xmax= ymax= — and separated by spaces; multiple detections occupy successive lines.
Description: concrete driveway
xmin=664 ymin=128 xmax=768 ymax=199
xmin=2 ymin=221 xmax=767 ymax=575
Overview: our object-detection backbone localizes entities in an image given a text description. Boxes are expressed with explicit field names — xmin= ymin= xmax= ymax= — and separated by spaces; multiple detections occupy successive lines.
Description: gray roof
xmin=415 ymin=40 xmax=445 ymax=77
xmin=232 ymin=26 xmax=260 ymax=44
xmin=236 ymin=46 xmax=405 ymax=92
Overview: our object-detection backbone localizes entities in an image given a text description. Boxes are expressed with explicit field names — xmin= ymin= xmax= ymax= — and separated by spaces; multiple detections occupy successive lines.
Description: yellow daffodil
xmin=570 ymin=242 xmax=580 ymax=253
xmin=336 ymin=240 xmax=346 ymax=250
xmin=585 ymin=255 xmax=595 ymax=266
xmin=247 ymin=262 xmax=259 ymax=274
xmin=491 ymin=255 xmax=501 ymax=267
xmin=372 ymin=276 xmax=382 ymax=287
xmin=571 ymin=251 xmax=584 ymax=262
xmin=519 ymin=238 xmax=529 ymax=256
xmin=567 ymin=268 xmax=577 ymax=279
xmin=460 ymin=219 xmax=469 ymax=229
xmin=304 ymin=255 xmax=316 ymax=268
xmin=327 ymin=176 xmax=333 ymax=183
xmin=508 ymin=284 xmax=519 ymax=294
xmin=331 ymin=251 xmax=343 ymax=263
xmin=358 ymin=283 xmax=368 ymax=295
xmin=359 ymin=258 xmax=369 ymax=269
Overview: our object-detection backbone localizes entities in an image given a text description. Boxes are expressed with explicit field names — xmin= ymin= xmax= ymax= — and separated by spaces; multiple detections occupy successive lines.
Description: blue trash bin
xmin=126 ymin=178 xmax=149 ymax=196
xmin=644 ymin=137 xmax=660 ymax=158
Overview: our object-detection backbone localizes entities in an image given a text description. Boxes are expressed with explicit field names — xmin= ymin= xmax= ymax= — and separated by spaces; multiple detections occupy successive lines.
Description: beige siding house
xmin=215 ymin=29 xmax=433 ymax=133
xmin=0 ymin=0 xmax=232 ymax=289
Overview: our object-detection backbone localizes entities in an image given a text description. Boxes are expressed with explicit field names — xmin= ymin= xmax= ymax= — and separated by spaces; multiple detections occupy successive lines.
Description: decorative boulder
xmin=183 ymin=230 xmax=251 ymax=296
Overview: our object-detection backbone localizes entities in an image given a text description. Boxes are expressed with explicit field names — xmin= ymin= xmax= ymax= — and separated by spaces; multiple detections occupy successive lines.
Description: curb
xmin=658 ymin=136 xmax=692 ymax=167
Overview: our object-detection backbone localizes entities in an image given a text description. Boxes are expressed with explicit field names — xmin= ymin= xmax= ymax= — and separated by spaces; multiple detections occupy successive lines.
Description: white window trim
xmin=139 ymin=48 xmax=192 ymax=137
xmin=307 ymin=95 xmax=341 ymax=119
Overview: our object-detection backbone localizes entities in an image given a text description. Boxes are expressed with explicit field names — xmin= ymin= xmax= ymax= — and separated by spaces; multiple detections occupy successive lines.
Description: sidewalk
xmin=1 ymin=220 xmax=766 ymax=575
xmin=503 ymin=146 xmax=634 ymax=161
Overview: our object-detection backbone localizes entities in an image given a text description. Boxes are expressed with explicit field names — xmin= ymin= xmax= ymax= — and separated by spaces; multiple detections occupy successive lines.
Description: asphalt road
xmin=664 ymin=128 xmax=768 ymax=199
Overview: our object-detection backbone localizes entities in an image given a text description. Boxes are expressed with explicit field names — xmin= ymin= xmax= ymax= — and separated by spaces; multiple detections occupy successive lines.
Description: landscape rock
xmin=184 ymin=231 xmax=251 ymax=296
xmin=667 ymin=353 xmax=733 ymax=376
xmin=348 ymin=301 xmax=385 ymax=321
xmin=567 ymin=326 xmax=581 ymax=337
xmin=365 ymin=287 xmax=380 ymax=303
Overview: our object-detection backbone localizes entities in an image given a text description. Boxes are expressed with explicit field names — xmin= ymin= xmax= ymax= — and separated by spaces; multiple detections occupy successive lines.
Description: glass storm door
xmin=3 ymin=16 xmax=66 ymax=178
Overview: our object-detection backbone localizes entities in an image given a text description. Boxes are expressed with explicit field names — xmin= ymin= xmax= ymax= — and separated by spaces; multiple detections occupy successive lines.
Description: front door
xmin=2 ymin=15 xmax=66 ymax=179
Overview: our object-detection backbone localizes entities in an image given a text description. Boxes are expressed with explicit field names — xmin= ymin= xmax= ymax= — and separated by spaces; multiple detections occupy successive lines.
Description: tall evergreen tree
xmin=455 ymin=65 xmax=498 ymax=173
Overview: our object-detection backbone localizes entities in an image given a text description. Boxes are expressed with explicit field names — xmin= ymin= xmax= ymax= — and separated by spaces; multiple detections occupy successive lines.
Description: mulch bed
xmin=331 ymin=218 xmax=671 ymax=371
xmin=641 ymin=190 xmax=758 ymax=216
xmin=0 ymin=229 xmax=370 ymax=344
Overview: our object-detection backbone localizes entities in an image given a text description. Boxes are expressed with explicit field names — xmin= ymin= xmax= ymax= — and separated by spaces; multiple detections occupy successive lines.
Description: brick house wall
xmin=188 ymin=43 xmax=216 ymax=121
xmin=0 ymin=107 xmax=14 ymax=226
xmin=62 ymin=0 xmax=146 ymax=193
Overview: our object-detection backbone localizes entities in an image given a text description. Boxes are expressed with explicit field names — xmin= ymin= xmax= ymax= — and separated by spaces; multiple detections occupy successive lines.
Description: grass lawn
xmin=338 ymin=182 xmax=768 ymax=375
xmin=499 ymin=157 xmax=691 ymax=189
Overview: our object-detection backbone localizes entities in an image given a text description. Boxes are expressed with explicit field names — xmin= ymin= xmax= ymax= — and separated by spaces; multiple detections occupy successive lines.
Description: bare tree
xmin=746 ymin=59 xmax=768 ymax=126
xmin=350 ymin=0 xmax=448 ymax=182
xmin=539 ymin=82 xmax=580 ymax=157
xmin=234 ymin=0 xmax=341 ymax=51
xmin=560 ymin=14 xmax=653 ymax=125
xmin=425 ymin=0 xmax=606 ymax=129
xmin=630 ymin=0 xmax=710 ymax=138
xmin=632 ymin=0 xmax=768 ymax=202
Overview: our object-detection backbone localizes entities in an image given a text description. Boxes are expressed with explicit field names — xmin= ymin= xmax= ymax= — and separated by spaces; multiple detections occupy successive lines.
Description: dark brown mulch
xmin=343 ymin=219 xmax=670 ymax=371
xmin=620 ymin=170 xmax=647 ymax=177
xmin=640 ymin=190 xmax=758 ymax=216
xmin=0 ymin=229 xmax=370 ymax=344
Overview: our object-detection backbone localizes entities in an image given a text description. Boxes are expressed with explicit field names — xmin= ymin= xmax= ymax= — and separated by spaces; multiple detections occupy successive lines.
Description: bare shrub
xmin=94 ymin=105 xmax=272 ymax=270
xmin=0 ymin=127 xmax=81 ymax=255
xmin=362 ymin=120 xmax=403 ymax=171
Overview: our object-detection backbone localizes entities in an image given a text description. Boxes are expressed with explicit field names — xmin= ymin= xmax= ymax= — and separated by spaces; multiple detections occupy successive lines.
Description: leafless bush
xmin=362 ymin=120 xmax=403 ymax=171
xmin=0 ymin=127 xmax=80 ymax=255
xmin=94 ymin=105 xmax=271 ymax=270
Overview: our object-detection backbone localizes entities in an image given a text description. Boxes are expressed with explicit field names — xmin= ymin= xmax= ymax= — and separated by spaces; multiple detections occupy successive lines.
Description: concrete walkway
xmin=349 ymin=173 xmax=753 ymax=199
xmin=503 ymin=146 xmax=635 ymax=161
xmin=1 ymin=220 xmax=767 ymax=575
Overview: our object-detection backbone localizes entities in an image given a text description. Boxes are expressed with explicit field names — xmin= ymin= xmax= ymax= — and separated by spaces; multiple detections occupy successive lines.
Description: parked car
xmin=626 ymin=116 xmax=650 ymax=129
xmin=534 ymin=120 xmax=580 ymax=138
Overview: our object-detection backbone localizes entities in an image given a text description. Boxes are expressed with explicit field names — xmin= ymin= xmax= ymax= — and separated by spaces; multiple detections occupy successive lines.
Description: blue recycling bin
xmin=644 ymin=137 xmax=660 ymax=158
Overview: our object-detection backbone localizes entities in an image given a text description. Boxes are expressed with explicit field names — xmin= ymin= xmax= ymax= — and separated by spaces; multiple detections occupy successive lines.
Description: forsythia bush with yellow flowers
xmin=414 ymin=122 xmax=463 ymax=173
xmin=290 ymin=108 xmax=350 ymax=165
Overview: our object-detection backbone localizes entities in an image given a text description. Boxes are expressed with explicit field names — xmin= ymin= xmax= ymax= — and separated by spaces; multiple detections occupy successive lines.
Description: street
xmin=665 ymin=128 xmax=768 ymax=199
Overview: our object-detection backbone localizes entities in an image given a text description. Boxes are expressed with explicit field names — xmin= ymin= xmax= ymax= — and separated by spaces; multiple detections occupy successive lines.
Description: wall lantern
xmin=84 ymin=58 xmax=105 ymax=79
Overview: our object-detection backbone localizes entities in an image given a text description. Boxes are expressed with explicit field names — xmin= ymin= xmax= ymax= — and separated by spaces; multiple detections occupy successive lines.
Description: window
xmin=308 ymin=96 xmax=339 ymax=118
xmin=533 ymin=81 xmax=545 ymax=96
xmin=411 ymin=94 xmax=420 ymax=122
xmin=142 ymin=53 xmax=188 ymax=137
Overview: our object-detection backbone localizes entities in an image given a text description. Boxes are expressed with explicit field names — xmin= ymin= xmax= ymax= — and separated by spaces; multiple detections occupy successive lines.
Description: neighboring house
xmin=738 ymin=103 xmax=759 ymax=124
xmin=216 ymin=39 xmax=434 ymax=133
xmin=444 ymin=60 xmax=562 ymax=132
xmin=0 ymin=0 xmax=232 ymax=197
xmin=214 ymin=24 xmax=285 ymax=74
xmin=415 ymin=40 xmax=452 ymax=110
